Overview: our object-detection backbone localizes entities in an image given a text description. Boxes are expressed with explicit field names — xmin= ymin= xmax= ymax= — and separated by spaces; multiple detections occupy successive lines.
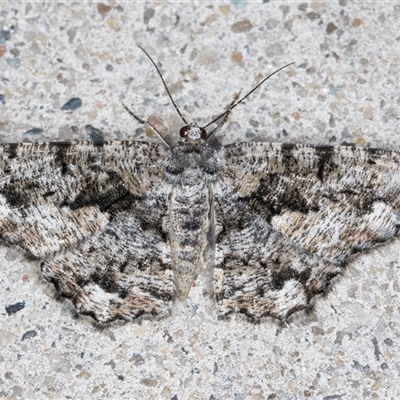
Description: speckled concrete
xmin=1 ymin=2 xmax=400 ymax=399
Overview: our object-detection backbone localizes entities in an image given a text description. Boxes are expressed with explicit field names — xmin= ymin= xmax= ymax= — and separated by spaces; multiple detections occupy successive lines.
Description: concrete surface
xmin=1 ymin=2 xmax=400 ymax=399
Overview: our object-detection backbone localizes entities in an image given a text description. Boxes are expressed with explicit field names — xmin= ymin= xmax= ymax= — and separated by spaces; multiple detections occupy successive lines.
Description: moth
xmin=1 ymin=47 xmax=399 ymax=324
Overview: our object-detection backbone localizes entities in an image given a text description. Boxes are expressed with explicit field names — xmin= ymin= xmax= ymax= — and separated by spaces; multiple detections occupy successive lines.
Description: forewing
xmin=213 ymin=143 xmax=400 ymax=322
xmin=0 ymin=141 xmax=168 ymax=257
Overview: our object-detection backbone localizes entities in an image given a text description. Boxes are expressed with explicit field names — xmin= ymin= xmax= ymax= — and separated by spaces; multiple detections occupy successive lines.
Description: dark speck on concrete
xmin=132 ymin=353 xmax=145 ymax=366
xmin=371 ymin=337 xmax=381 ymax=360
xmin=124 ymin=77 xmax=133 ymax=85
xmin=381 ymin=362 xmax=389 ymax=370
xmin=144 ymin=8 xmax=155 ymax=24
xmin=5 ymin=301 xmax=25 ymax=315
xmin=352 ymin=360 xmax=370 ymax=372
xmin=0 ymin=30 xmax=11 ymax=43
xmin=6 ymin=58 xmax=21 ymax=69
xmin=104 ymin=359 xmax=116 ymax=369
xmin=21 ymin=330 xmax=37 ymax=341
xmin=86 ymin=125 xmax=104 ymax=141
xmin=384 ymin=338 xmax=393 ymax=346
xmin=24 ymin=128 xmax=44 ymax=136
xmin=61 ymin=97 xmax=82 ymax=111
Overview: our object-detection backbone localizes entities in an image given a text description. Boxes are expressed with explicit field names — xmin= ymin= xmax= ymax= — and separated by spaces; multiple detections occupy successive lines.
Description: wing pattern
xmin=213 ymin=143 xmax=400 ymax=321
xmin=2 ymin=140 xmax=400 ymax=323
xmin=0 ymin=141 xmax=175 ymax=323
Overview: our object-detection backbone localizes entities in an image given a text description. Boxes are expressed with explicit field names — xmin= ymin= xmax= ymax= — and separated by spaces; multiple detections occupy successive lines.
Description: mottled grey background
xmin=1 ymin=2 xmax=399 ymax=399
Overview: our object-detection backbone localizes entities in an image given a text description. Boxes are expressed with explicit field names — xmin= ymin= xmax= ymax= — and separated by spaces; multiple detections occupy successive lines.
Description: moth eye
xmin=179 ymin=126 xmax=189 ymax=137
xmin=200 ymin=128 xmax=207 ymax=140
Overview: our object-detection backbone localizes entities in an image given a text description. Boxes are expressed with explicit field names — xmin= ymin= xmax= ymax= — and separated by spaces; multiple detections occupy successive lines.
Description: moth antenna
xmin=138 ymin=45 xmax=189 ymax=126
xmin=122 ymin=102 xmax=170 ymax=148
xmin=204 ymin=62 xmax=296 ymax=140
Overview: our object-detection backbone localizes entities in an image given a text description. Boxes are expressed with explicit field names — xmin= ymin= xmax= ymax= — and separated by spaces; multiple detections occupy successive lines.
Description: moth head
xmin=179 ymin=123 xmax=207 ymax=142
